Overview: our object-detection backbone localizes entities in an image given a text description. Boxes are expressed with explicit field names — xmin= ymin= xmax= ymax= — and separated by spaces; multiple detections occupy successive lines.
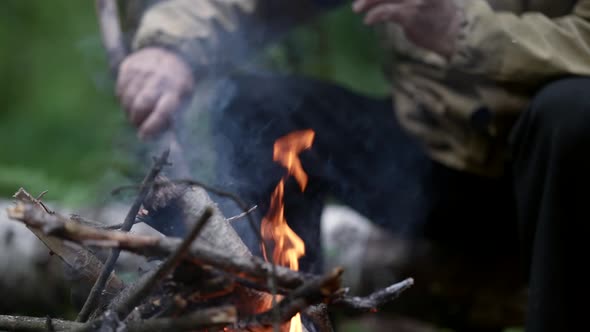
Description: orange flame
xmin=261 ymin=129 xmax=315 ymax=332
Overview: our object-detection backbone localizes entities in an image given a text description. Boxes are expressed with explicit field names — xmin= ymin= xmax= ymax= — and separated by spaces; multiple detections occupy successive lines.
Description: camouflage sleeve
xmin=450 ymin=0 xmax=590 ymax=84
xmin=132 ymin=0 xmax=333 ymax=73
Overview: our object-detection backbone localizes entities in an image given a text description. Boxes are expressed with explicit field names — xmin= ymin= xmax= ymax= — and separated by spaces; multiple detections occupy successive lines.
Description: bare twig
xmin=240 ymin=268 xmax=343 ymax=329
xmin=127 ymin=306 xmax=236 ymax=332
xmin=0 ymin=306 xmax=236 ymax=332
xmin=304 ymin=304 xmax=334 ymax=332
xmin=112 ymin=207 xmax=214 ymax=319
xmin=169 ymin=178 xmax=283 ymax=330
xmin=226 ymin=204 xmax=258 ymax=222
xmin=114 ymin=178 xmax=281 ymax=330
xmin=0 ymin=315 xmax=81 ymax=331
xmin=112 ymin=179 xmax=262 ymax=243
xmin=11 ymin=189 xmax=125 ymax=300
xmin=76 ymin=150 xmax=170 ymax=322
xmin=69 ymin=214 xmax=145 ymax=230
xmin=332 ymin=277 xmax=414 ymax=312
xmin=95 ymin=0 xmax=127 ymax=74
xmin=7 ymin=202 xmax=311 ymax=290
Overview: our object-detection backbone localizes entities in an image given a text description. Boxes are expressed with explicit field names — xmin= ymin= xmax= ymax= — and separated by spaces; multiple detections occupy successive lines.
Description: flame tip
xmin=262 ymin=130 xmax=315 ymax=332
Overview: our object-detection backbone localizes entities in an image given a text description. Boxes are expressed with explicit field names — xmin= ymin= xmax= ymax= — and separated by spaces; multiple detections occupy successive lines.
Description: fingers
xmin=115 ymin=48 xmax=195 ymax=138
xmin=121 ymin=73 xmax=147 ymax=110
xmin=352 ymin=0 xmax=403 ymax=13
xmin=129 ymin=80 xmax=162 ymax=126
xmin=138 ymin=93 xmax=181 ymax=139
xmin=116 ymin=60 xmax=133 ymax=99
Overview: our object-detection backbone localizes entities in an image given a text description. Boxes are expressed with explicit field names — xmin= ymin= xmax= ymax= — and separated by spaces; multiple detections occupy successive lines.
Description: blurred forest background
xmin=0 ymin=0 xmax=389 ymax=207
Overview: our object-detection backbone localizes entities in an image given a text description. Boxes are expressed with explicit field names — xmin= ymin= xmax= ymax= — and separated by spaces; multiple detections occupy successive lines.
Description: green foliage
xmin=266 ymin=7 xmax=391 ymax=97
xmin=0 ymin=1 xmax=132 ymax=206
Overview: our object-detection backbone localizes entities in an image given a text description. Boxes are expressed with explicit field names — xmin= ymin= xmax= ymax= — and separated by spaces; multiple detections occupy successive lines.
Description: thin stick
xmin=0 ymin=306 xmax=236 ymax=332
xmin=112 ymin=180 xmax=262 ymax=244
xmin=0 ymin=315 xmax=81 ymax=331
xmin=226 ymin=205 xmax=258 ymax=222
xmin=76 ymin=150 xmax=170 ymax=322
xmin=8 ymin=202 xmax=312 ymax=290
xmin=69 ymin=214 xmax=145 ymax=230
xmin=96 ymin=0 xmax=127 ymax=74
xmin=304 ymin=304 xmax=334 ymax=332
xmin=12 ymin=189 xmax=125 ymax=300
xmin=113 ymin=178 xmax=281 ymax=330
xmin=112 ymin=207 xmax=213 ymax=319
xmin=332 ymin=277 xmax=414 ymax=312
xmin=240 ymin=268 xmax=343 ymax=329
xmin=169 ymin=179 xmax=282 ymax=331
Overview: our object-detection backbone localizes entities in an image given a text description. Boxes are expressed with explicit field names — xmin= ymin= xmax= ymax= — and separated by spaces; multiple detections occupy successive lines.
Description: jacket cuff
xmin=133 ymin=32 xmax=217 ymax=77
xmin=448 ymin=0 xmax=503 ymax=74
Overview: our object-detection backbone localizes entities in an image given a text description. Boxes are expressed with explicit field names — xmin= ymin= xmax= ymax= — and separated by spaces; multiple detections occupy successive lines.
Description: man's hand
xmin=353 ymin=0 xmax=462 ymax=58
xmin=117 ymin=47 xmax=195 ymax=139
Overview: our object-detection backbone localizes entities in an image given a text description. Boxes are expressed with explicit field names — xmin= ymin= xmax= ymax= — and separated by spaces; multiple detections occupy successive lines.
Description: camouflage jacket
xmin=132 ymin=0 xmax=590 ymax=176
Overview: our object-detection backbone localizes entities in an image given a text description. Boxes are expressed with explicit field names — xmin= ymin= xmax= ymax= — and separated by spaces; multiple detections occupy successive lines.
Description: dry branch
xmin=11 ymin=189 xmax=124 ymax=303
xmin=96 ymin=0 xmax=127 ymax=74
xmin=241 ymin=268 xmax=343 ymax=329
xmin=77 ymin=150 xmax=170 ymax=322
xmin=7 ymin=201 xmax=311 ymax=290
xmin=0 ymin=306 xmax=236 ymax=332
xmin=0 ymin=315 xmax=80 ymax=332
xmin=304 ymin=304 xmax=334 ymax=332
xmin=7 ymin=186 xmax=414 ymax=332
xmin=332 ymin=277 xmax=415 ymax=312
xmin=144 ymin=182 xmax=280 ymax=326
xmin=112 ymin=207 xmax=213 ymax=319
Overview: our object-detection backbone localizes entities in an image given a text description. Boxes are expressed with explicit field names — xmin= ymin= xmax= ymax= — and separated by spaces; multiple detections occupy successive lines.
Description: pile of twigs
xmin=0 ymin=151 xmax=413 ymax=332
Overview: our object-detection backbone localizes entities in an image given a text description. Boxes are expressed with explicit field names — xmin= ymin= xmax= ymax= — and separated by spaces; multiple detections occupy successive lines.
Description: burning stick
xmin=6 ymin=189 xmax=414 ymax=331
xmin=240 ymin=267 xmax=343 ymax=329
xmin=110 ymin=207 xmax=214 ymax=320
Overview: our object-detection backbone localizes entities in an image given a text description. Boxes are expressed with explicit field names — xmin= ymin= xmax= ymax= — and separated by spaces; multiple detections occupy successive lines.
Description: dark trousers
xmin=185 ymin=74 xmax=590 ymax=332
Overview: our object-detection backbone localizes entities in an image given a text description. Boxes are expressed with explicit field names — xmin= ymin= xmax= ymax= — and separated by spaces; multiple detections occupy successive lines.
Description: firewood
xmin=7 ymin=201 xmax=312 ymax=290
xmin=11 ymin=189 xmax=124 ymax=306
xmin=5 ymin=197 xmax=413 ymax=332
xmin=239 ymin=267 xmax=343 ymax=329
xmin=0 ymin=306 xmax=236 ymax=332
xmin=77 ymin=150 xmax=170 ymax=322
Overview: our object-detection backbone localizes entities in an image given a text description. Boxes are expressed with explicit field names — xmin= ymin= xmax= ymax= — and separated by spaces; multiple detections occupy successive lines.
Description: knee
xmin=524 ymin=77 xmax=590 ymax=143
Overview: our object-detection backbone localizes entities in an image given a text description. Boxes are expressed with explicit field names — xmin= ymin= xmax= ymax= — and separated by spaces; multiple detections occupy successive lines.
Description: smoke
xmin=170 ymin=71 xmax=435 ymax=275
xmin=135 ymin=1 xmax=435 ymax=275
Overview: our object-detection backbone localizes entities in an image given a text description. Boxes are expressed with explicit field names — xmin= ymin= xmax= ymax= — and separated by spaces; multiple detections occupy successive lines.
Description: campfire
xmin=1 ymin=130 xmax=413 ymax=332
xmin=260 ymin=129 xmax=315 ymax=332
xmin=0 ymin=1 xmax=413 ymax=330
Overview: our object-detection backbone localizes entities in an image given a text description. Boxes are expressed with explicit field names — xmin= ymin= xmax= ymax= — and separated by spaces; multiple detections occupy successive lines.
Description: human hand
xmin=117 ymin=47 xmax=195 ymax=139
xmin=352 ymin=0 xmax=463 ymax=58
